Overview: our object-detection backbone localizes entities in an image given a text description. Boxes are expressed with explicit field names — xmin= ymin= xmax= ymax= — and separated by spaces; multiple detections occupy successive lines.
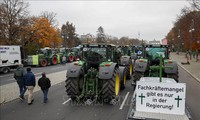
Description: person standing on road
xmin=38 ymin=72 xmax=51 ymax=103
xmin=14 ymin=64 xmax=27 ymax=101
xmin=24 ymin=67 xmax=35 ymax=105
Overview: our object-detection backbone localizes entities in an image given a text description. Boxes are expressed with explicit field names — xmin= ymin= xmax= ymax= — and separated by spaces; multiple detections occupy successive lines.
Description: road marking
xmin=119 ymin=92 xmax=129 ymax=110
xmin=34 ymin=72 xmax=43 ymax=76
xmin=62 ymin=98 xmax=71 ymax=105
xmin=7 ymin=78 xmax=14 ymax=82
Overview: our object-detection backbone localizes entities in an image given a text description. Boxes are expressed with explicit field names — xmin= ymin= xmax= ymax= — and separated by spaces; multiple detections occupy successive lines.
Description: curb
xmin=177 ymin=63 xmax=200 ymax=83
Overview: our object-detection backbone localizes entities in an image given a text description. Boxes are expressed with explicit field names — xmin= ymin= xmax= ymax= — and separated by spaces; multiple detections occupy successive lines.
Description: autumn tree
xmin=31 ymin=17 xmax=62 ymax=49
xmin=96 ymin=26 xmax=106 ymax=43
xmin=0 ymin=0 xmax=29 ymax=45
xmin=166 ymin=10 xmax=200 ymax=51
xmin=61 ymin=22 xmax=79 ymax=48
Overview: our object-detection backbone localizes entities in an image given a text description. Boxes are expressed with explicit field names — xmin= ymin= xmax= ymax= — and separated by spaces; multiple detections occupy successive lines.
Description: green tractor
xmin=27 ymin=47 xmax=61 ymax=67
xmin=59 ymin=48 xmax=70 ymax=63
xmin=65 ymin=44 xmax=127 ymax=103
xmin=132 ymin=44 xmax=179 ymax=87
xmin=117 ymin=45 xmax=134 ymax=79
xmin=66 ymin=46 xmax=82 ymax=62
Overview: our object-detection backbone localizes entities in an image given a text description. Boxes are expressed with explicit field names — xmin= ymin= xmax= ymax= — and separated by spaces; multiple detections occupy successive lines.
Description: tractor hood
xmin=100 ymin=61 xmax=113 ymax=67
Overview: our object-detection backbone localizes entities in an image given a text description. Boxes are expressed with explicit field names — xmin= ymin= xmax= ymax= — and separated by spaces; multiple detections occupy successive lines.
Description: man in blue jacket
xmin=24 ymin=67 xmax=36 ymax=105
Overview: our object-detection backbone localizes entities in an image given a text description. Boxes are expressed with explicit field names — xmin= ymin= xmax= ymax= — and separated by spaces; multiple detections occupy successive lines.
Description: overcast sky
xmin=27 ymin=0 xmax=190 ymax=41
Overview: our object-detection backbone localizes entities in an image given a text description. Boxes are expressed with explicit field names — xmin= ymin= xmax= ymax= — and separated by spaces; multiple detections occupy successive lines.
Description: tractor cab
xmin=117 ymin=45 xmax=131 ymax=56
xmin=144 ymin=45 xmax=169 ymax=66
xmin=81 ymin=44 xmax=118 ymax=69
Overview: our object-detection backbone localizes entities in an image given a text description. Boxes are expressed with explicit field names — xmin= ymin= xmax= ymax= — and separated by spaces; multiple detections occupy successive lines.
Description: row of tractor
xmin=27 ymin=46 xmax=82 ymax=67
xmin=65 ymin=43 xmax=178 ymax=102
xmin=64 ymin=43 xmax=192 ymax=120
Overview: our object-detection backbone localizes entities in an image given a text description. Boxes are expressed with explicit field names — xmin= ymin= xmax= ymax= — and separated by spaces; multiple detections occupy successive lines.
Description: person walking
xmin=38 ymin=72 xmax=51 ymax=103
xmin=14 ymin=64 xmax=27 ymax=101
xmin=24 ymin=67 xmax=36 ymax=105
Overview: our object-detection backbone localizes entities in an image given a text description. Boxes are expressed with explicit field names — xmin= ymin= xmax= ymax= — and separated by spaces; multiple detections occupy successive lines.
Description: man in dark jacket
xmin=24 ymin=67 xmax=35 ymax=105
xmin=38 ymin=72 xmax=51 ymax=103
xmin=14 ymin=64 xmax=27 ymax=101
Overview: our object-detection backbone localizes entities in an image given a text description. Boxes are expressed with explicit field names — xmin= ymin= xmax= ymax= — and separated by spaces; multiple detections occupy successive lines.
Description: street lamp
xmin=177 ymin=29 xmax=181 ymax=54
xmin=182 ymin=43 xmax=184 ymax=52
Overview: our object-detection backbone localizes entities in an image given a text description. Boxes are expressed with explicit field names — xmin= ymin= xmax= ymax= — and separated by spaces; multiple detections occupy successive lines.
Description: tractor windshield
xmin=117 ymin=47 xmax=129 ymax=55
xmin=83 ymin=47 xmax=106 ymax=59
xmin=145 ymin=47 xmax=167 ymax=59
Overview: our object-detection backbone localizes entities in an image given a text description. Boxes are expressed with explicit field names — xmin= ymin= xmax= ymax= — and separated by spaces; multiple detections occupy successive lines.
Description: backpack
xmin=15 ymin=68 xmax=23 ymax=77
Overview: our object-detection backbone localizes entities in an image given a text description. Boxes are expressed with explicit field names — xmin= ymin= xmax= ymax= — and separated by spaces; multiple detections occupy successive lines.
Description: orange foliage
xmin=31 ymin=17 xmax=62 ymax=48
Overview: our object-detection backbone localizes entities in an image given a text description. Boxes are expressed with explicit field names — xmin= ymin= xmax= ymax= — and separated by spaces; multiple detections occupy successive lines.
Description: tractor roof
xmin=145 ymin=44 xmax=169 ymax=48
xmin=82 ymin=43 xmax=116 ymax=48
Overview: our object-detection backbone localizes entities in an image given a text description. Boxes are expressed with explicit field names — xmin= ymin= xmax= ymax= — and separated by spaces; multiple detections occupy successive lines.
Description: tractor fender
xmin=134 ymin=59 xmax=148 ymax=72
xmin=119 ymin=66 xmax=126 ymax=82
xmin=67 ymin=62 xmax=84 ymax=78
xmin=164 ymin=60 xmax=178 ymax=74
xmin=98 ymin=63 xmax=117 ymax=79
xmin=119 ymin=56 xmax=131 ymax=66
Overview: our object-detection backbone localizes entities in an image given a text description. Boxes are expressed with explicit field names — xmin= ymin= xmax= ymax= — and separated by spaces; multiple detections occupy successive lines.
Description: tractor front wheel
xmin=69 ymin=55 xmax=74 ymax=62
xmin=102 ymin=67 xmax=120 ymax=103
xmin=40 ymin=59 xmax=47 ymax=67
xmin=52 ymin=56 xmax=57 ymax=65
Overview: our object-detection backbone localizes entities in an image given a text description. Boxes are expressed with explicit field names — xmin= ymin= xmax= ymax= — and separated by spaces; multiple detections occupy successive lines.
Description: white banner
xmin=136 ymin=81 xmax=186 ymax=115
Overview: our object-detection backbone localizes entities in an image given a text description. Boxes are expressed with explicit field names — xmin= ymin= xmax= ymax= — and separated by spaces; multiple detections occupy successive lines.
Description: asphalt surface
xmin=0 ymin=79 xmax=134 ymax=120
xmin=0 ymin=64 xmax=68 ymax=86
xmin=179 ymin=66 xmax=200 ymax=120
xmin=0 ymin=62 xmax=200 ymax=120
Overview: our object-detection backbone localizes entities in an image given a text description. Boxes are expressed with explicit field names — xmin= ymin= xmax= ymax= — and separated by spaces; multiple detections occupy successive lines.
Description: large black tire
xmin=40 ymin=59 xmax=47 ymax=67
xmin=133 ymin=71 xmax=143 ymax=83
xmin=120 ymin=69 xmax=126 ymax=90
xmin=65 ymin=72 xmax=84 ymax=100
xmin=167 ymin=72 xmax=179 ymax=82
xmin=2 ymin=67 xmax=10 ymax=74
xmin=102 ymin=67 xmax=120 ymax=102
xmin=126 ymin=60 xmax=133 ymax=80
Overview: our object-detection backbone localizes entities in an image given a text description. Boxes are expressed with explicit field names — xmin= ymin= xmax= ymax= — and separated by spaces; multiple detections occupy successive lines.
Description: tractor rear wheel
xmin=40 ymin=59 xmax=47 ymax=67
xmin=102 ymin=67 xmax=120 ymax=102
xmin=126 ymin=60 xmax=133 ymax=79
xmin=133 ymin=71 xmax=143 ymax=82
xmin=52 ymin=56 xmax=57 ymax=65
xmin=65 ymin=73 xmax=83 ymax=100
xmin=120 ymin=69 xmax=126 ymax=90
xmin=167 ymin=72 xmax=179 ymax=82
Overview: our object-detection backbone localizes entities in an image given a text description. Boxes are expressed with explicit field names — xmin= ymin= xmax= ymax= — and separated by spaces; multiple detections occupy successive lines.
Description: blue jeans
xmin=42 ymin=89 xmax=49 ymax=102
xmin=18 ymin=84 xmax=27 ymax=98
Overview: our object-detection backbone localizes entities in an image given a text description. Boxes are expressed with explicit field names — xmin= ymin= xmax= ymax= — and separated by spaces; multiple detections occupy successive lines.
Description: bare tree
xmin=191 ymin=0 xmax=200 ymax=11
xmin=0 ymin=0 xmax=29 ymax=44
xmin=40 ymin=11 xmax=58 ymax=27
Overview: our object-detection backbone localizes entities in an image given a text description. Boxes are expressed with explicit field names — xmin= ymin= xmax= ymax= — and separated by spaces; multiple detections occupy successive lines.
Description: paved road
xmin=179 ymin=66 xmax=200 ymax=120
xmin=0 ymin=80 xmax=134 ymax=120
xmin=1 ymin=60 xmax=200 ymax=120
xmin=0 ymin=64 xmax=68 ymax=86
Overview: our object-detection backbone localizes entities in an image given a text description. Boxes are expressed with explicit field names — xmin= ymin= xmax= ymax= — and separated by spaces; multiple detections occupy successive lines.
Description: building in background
xmin=149 ymin=39 xmax=160 ymax=45
xmin=161 ymin=38 xmax=168 ymax=45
